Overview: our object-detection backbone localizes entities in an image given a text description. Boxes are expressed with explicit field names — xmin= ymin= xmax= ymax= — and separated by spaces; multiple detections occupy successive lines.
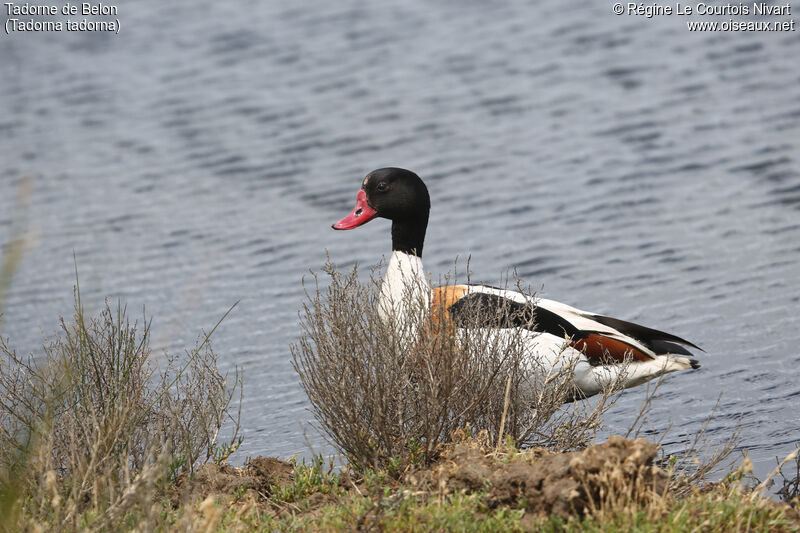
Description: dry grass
xmin=0 ymin=177 xmax=33 ymax=335
xmin=777 ymin=444 xmax=800 ymax=506
xmin=0 ymin=284 xmax=242 ymax=532
xmin=292 ymin=260 xmax=631 ymax=473
xmin=625 ymin=386 xmax=742 ymax=497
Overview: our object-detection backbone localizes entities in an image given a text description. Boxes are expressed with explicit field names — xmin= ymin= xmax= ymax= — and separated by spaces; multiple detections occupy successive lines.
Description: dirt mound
xmin=407 ymin=435 xmax=667 ymax=518
xmin=172 ymin=456 xmax=293 ymax=506
xmin=172 ymin=438 xmax=669 ymax=520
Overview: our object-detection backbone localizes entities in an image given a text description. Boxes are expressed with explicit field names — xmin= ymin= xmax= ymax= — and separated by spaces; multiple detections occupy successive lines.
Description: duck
xmin=332 ymin=167 xmax=701 ymax=398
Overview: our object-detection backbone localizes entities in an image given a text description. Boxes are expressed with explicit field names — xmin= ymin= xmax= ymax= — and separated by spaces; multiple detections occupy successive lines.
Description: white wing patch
xmin=462 ymin=285 xmax=656 ymax=358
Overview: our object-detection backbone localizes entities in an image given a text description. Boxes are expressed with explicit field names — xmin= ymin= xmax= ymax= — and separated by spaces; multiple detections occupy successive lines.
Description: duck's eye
xmin=376 ymin=182 xmax=388 ymax=192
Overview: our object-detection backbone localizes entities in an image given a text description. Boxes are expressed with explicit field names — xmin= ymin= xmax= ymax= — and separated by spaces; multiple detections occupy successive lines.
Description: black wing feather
xmin=447 ymin=292 xmax=579 ymax=338
xmin=589 ymin=314 xmax=703 ymax=352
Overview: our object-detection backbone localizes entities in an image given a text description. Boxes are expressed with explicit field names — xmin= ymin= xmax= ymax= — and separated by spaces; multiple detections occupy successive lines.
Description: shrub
xmin=0 ymin=290 xmax=242 ymax=531
xmin=292 ymin=260 xmax=628 ymax=472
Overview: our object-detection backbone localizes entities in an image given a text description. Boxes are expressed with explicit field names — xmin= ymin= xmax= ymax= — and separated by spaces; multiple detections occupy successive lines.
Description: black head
xmin=361 ymin=168 xmax=430 ymax=223
xmin=332 ymin=168 xmax=431 ymax=257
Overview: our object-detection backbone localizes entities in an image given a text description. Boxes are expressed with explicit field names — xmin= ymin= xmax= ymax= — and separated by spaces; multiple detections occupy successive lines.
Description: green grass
xmin=539 ymin=488 xmax=796 ymax=533
xmin=271 ymin=454 xmax=344 ymax=503
xmin=304 ymin=492 xmax=526 ymax=532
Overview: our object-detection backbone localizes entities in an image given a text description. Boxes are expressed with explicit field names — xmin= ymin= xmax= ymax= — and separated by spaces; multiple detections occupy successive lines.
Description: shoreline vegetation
xmin=0 ymin=250 xmax=798 ymax=530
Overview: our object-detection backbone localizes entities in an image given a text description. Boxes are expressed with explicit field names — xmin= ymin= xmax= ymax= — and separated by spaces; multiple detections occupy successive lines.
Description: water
xmin=1 ymin=0 xmax=799 ymax=482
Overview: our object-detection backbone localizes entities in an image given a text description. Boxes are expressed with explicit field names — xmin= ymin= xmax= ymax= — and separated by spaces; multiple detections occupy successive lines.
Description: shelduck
xmin=332 ymin=168 xmax=700 ymax=398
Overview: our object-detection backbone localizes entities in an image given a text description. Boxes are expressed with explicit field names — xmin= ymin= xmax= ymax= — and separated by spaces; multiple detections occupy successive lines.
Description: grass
xmin=778 ymin=444 xmax=800 ymax=506
xmin=0 ymin=177 xmax=32 ymax=335
xmin=271 ymin=455 xmax=344 ymax=503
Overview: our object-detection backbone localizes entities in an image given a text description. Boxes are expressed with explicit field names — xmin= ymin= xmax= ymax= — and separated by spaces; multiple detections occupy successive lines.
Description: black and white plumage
xmin=332 ymin=167 xmax=701 ymax=398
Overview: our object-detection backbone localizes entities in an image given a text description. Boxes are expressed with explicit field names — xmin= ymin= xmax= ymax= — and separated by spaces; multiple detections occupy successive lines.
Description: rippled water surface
xmin=2 ymin=1 xmax=799 ymax=480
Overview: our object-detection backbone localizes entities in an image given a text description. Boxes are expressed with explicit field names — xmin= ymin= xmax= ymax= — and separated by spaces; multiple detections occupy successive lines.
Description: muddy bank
xmin=170 ymin=435 xmax=800 ymax=530
xmin=405 ymin=436 xmax=667 ymax=518
xmin=172 ymin=456 xmax=294 ymax=506
xmin=174 ymin=436 xmax=665 ymax=517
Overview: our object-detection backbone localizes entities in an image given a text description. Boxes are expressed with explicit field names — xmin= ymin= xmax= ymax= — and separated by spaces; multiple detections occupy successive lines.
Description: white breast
xmin=379 ymin=251 xmax=431 ymax=336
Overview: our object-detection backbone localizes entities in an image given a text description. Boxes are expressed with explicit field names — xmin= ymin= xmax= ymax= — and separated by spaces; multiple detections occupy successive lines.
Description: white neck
xmin=379 ymin=251 xmax=430 ymax=336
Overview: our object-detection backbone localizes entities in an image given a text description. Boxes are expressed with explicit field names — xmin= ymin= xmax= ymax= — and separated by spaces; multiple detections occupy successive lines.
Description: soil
xmin=171 ymin=456 xmax=293 ymax=507
xmin=405 ymin=435 xmax=667 ymax=518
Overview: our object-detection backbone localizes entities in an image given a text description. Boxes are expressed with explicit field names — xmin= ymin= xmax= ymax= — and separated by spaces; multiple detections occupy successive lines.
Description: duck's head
xmin=333 ymin=168 xmax=431 ymax=256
